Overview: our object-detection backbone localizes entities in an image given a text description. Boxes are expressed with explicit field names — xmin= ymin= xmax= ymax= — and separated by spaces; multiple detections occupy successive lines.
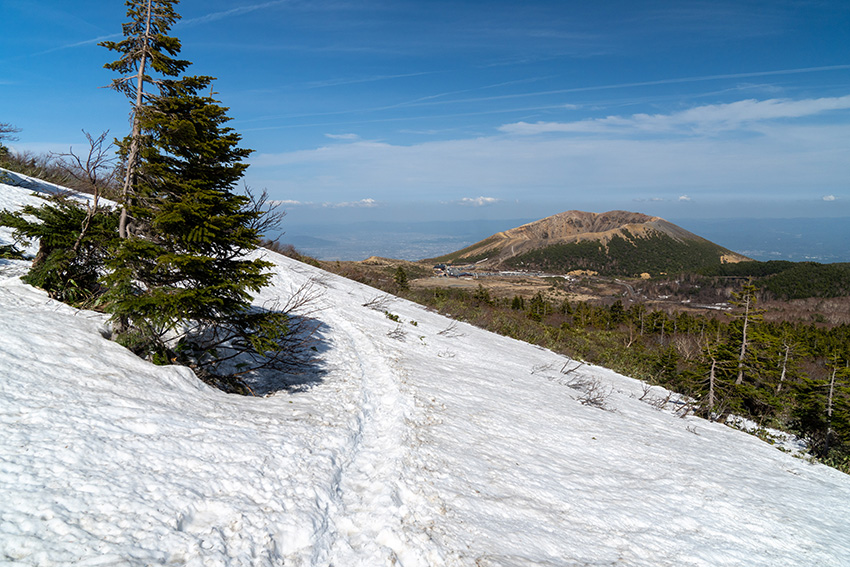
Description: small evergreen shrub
xmin=0 ymin=195 xmax=119 ymax=305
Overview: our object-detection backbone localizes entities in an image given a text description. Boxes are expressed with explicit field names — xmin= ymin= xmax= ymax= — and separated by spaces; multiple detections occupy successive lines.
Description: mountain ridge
xmin=430 ymin=209 xmax=750 ymax=275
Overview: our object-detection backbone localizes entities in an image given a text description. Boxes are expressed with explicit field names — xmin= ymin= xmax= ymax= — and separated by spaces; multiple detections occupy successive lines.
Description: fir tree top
xmin=100 ymin=0 xmax=190 ymax=99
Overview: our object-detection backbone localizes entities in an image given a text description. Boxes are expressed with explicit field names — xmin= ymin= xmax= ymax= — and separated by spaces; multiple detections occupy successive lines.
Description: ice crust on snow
xmin=2 ymin=178 xmax=850 ymax=566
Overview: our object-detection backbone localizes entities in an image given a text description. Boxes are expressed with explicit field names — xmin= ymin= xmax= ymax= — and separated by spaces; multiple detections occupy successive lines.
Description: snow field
xmin=2 ymin=177 xmax=850 ymax=566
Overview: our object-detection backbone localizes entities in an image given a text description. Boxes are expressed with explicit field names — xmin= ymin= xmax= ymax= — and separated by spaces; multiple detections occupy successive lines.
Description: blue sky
xmin=3 ymin=0 xmax=850 ymax=228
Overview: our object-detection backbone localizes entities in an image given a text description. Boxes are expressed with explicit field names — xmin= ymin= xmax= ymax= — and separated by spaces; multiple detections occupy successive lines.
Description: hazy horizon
xmin=276 ymin=215 xmax=850 ymax=264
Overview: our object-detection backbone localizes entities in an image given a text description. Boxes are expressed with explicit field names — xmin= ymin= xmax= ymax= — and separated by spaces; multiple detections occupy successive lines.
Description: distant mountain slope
xmin=431 ymin=210 xmax=750 ymax=275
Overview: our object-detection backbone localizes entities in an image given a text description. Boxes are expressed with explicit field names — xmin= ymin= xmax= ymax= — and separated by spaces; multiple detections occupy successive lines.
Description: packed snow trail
xmin=233 ymin=262 xmax=448 ymax=565
xmin=320 ymin=315 xmax=433 ymax=565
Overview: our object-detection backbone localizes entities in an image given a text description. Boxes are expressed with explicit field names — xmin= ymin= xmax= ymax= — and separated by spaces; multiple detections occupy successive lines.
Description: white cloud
xmin=823 ymin=195 xmax=837 ymax=201
xmin=324 ymin=198 xmax=378 ymax=208
xmin=269 ymin=199 xmax=307 ymax=206
xmin=325 ymin=133 xmax=360 ymax=141
xmin=249 ymin=96 xmax=850 ymax=210
xmin=459 ymin=196 xmax=500 ymax=206
xmin=679 ymin=195 xmax=692 ymax=201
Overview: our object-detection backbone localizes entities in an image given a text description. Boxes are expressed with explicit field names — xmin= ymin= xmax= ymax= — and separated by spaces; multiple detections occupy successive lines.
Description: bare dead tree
xmin=566 ymin=376 xmax=611 ymax=409
xmin=531 ymin=362 xmax=555 ymax=375
xmin=55 ymin=131 xmax=117 ymax=193
xmin=101 ymin=0 xmax=190 ymax=239
xmin=560 ymin=360 xmax=585 ymax=376
xmin=117 ymin=0 xmax=153 ymax=239
xmin=638 ymin=381 xmax=654 ymax=401
xmin=53 ymin=131 xmax=117 ymax=253
xmin=245 ymin=186 xmax=286 ymax=241
xmin=729 ymin=280 xmax=763 ymax=385
xmin=0 ymin=122 xmax=21 ymax=146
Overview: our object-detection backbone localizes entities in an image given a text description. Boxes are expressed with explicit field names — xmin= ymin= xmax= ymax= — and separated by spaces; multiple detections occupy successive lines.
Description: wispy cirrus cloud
xmin=25 ymin=33 xmax=120 ymax=58
xmin=300 ymin=72 xmax=437 ymax=90
xmin=21 ymin=1 xmax=291 ymax=58
xmin=499 ymin=95 xmax=850 ymax=136
xmin=181 ymin=1 xmax=291 ymax=27
xmin=384 ymin=65 xmax=850 ymax=112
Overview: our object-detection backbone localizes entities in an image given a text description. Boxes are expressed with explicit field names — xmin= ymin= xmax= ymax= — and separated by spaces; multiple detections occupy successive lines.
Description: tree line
xmin=700 ymin=261 xmax=850 ymax=300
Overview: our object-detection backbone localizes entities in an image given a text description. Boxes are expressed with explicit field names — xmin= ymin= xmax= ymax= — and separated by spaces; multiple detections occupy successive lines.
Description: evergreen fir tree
xmin=528 ymin=291 xmax=547 ymax=321
xmin=102 ymin=73 xmax=280 ymax=368
xmin=100 ymin=1 xmax=298 ymax=393
xmin=609 ymin=299 xmax=626 ymax=324
xmin=100 ymin=0 xmax=190 ymax=239
xmin=0 ymin=131 xmax=120 ymax=305
xmin=394 ymin=266 xmax=410 ymax=291
xmin=728 ymin=279 xmax=764 ymax=385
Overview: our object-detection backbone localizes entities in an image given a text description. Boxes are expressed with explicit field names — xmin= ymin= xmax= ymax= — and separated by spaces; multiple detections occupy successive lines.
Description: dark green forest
xmin=700 ymin=261 xmax=850 ymax=299
xmin=505 ymin=230 xmax=733 ymax=275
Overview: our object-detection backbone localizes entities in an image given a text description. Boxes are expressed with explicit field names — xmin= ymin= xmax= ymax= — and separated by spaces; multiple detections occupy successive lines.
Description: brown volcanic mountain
xmin=431 ymin=210 xmax=749 ymax=275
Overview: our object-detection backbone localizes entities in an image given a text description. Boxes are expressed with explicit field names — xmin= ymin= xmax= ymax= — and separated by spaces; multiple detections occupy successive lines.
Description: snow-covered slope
xmin=2 ymin=178 xmax=850 ymax=566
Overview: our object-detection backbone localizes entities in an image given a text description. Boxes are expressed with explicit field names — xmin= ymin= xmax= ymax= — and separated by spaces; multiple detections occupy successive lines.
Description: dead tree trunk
xmin=119 ymin=0 xmax=153 ymax=239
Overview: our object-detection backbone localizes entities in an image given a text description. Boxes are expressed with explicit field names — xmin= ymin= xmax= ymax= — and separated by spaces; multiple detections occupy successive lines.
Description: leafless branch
xmin=560 ymin=360 xmax=584 ymax=376
xmin=0 ymin=122 xmax=21 ymax=143
xmin=387 ymin=324 xmax=407 ymax=341
xmin=274 ymin=277 xmax=327 ymax=318
xmin=53 ymin=130 xmax=117 ymax=195
xmin=363 ymin=294 xmax=394 ymax=311
xmin=244 ymin=186 xmax=286 ymax=241
xmin=531 ymin=362 xmax=555 ymax=375
xmin=566 ymin=376 xmax=612 ymax=410
xmin=437 ymin=320 xmax=465 ymax=338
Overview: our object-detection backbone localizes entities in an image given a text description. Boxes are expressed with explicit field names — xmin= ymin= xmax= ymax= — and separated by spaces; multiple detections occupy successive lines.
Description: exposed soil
xmin=412 ymin=271 xmax=850 ymax=325
xmin=322 ymin=257 xmax=850 ymax=326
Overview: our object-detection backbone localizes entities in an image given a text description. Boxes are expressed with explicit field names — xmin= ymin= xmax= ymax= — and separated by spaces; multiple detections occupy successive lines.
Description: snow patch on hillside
xmin=2 ymin=178 xmax=850 ymax=566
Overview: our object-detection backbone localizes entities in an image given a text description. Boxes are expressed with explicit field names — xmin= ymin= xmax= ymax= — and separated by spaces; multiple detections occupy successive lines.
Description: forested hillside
xmin=504 ymin=229 xmax=736 ymax=275
xmin=702 ymin=261 xmax=850 ymax=299
xmin=326 ymin=258 xmax=850 ymax=472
